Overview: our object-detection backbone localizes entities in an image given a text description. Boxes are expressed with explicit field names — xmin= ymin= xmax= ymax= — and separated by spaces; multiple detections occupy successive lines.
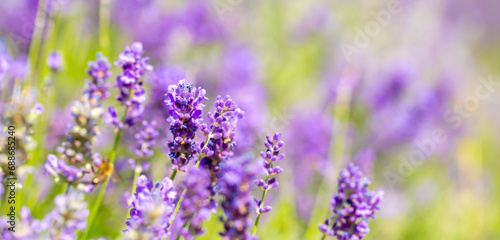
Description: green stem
xmin=321 ymin=234 xmax=326 ymax=240
xmin=170 ymin=170 xmax=178 ymax=181
xmin=194 ymin=125 xmax=216 ymax=168
xmin=98 ymin=0 xmax=111 ymax=56
xmin=252 ymin=173 xmax=271 ymax=235
xmin=176 ymin=221 xmax=190 ymax=240
xmin=81 ymin=106 xmax=128 ymax=240
xmin=129 ymin=163 xmax=142 ymax=203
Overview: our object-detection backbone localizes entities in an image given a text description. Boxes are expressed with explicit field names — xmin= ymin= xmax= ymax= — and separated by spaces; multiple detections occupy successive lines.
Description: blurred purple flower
xmin=134 ymin=120 xmax=159 ymax=159
xmin=218 ymin=157 xmax=258 ymax=240
xmin=47 ymin=50 xmax=63 ymax=72
xmin=123 ymin=175 xmax=177 ymax=239
xmin=179 ymin=167 xmax=213 ymax=239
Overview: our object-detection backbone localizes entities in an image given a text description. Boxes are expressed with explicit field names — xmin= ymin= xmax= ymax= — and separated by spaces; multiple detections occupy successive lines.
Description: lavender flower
xmin=318 ymin=163 xmax=383 ymax=240
xmin=134 ymin=120 xmax=159 ymax=159
xmin=46 ymin=192 xmax=90 ymax=239
xmin=109 ymin=42 xmax=152 ymax=128
xmin=85 ymin=52 xmax=112 ymax=99
xmin=179 ymin=167 xmax=213 ymax=239
xmin=0 ymin=192 xmax=88 ymax=239
xmin=164 ymin=80 xmax=208 ymax=171
xmin=254 ymin=132 xmax=285 ymax=214
xmin=0 ymin=206 xmax=48 ymax=239
xmin=200 ymin=95 xmax=244 ymax=192
xmin=44 ymin=53 xmax=111 ymax=192
xmin=0 ymin=86 xmax=43 ymax=176
xmin=47 ymin=50 xmax=63 ymax=72
xmin=219 ymin=157 xmax=257 ymax=240
xmin=123 ymin=175 xmax=177 ymax=240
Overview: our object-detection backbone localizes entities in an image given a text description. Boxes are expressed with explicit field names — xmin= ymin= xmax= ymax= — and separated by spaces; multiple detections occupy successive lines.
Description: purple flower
xmin=318 ymin=163 xmax=383 ymax=240
xmin=254 ymin=132 xmax=285 ymax=214
xmin=123 ymin=175 xmax=177 ymax=239
xmin=45 ymin=53 xmax=112 ymax=192
xmin=85 ymin=52 xmax=112 ymax=99
xmin=0 ymin=206 xmax=48 ymax=239
xmin=164 ymin=80 xmax=208 ymax=171
xmin=179 ymin=167 xmax=213 ymax=239
xmin=134 ymin=120 xmax=159 ymax=159
xmin=218 ymin=157 xmax=258 ymax=240
xmin=200 ymin=95 xmax=244 ymax=193
xmin=47 ymin=50 xmax=63 ymax=71
xmin=46 ymin=192 xmax=90 ymax=239
xmin=111 ymin=42 xmax=153 ymax=128
xmin=0 ymin=54 xmax=8 ymax=82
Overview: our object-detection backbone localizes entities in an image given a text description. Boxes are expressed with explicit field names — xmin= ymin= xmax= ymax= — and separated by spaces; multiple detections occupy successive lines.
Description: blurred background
xmin=1 ymin=0 xmax=500 ymax=239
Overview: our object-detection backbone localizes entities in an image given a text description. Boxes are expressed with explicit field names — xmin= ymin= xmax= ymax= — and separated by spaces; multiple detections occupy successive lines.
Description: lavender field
xmin=0 ymin=0 xmax=499 ymax=239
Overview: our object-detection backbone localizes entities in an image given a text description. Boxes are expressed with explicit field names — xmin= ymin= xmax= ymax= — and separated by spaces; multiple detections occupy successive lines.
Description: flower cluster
xmin=219 ymin=156 xmax=257 ymax=240
xmin=0 ymin=206 xmax=48 ymax=239
xmin=123 ymin=175 xmax=177 ymax=240
xmin=108 ymin=42 xmax=152 ymax=128
xmin=200 ymin=95 xmax=244 ymax=192
xmin=164 ymin=80 xmax=208 ymax=171
xmin=254 ymin=132 xmax=285 ymax=214
xmin=46 ymin=192 xmax=90 ymax=239
xmin=44 ymin=53 xmax=111 ymax=192
xmin=0 ymin=86 xmax=43 ymax=176
xmin=85 ymin=52 xmax=112 ymax=99
xmin=134 ymin=120 xmax=159 ymax=159
xmin=318 ymin=163 xmax=383 ymax=240
xmin=179 ymin=167 xmax=214 ymax=239
xmin=0 ymin=192 xmax=88 ymax=239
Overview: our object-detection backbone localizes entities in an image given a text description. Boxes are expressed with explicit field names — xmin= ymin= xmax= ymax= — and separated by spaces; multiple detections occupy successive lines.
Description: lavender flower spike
xmin=47 ymin=192 xmax=90 ymax=239
xmin=219 ymin=157 xmax=258 ymax=240
xmin=110 ymin=42 xmax=152 ymax=128
xmin=123 ymin=175 xmax=177 ymax=240
xmin=164 ymin=80 xmax=208 ymax=172
xmin=318 ymin=163 xmax=383 ymax=240
xmin=47 ymin=50 xmax=63 ymax=72
xmin=200 ymin=95 xmax=244 ymax=192
xmin=134 ymin=120 xmax=159 ymax=159
xmin=252 ymin=133 xmax=285 ymax=234
xmin=179 ymin=167 xmax=213 ymax=239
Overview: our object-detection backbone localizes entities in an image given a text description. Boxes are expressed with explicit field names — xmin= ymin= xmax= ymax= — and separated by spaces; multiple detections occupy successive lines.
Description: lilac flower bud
xmin=318 ymin=163 xmax=383 ymax=239
xmin=123 ymin=175 xmax=177 ymax=239
xmin=164 ymin=80 xmax=208 ymax=171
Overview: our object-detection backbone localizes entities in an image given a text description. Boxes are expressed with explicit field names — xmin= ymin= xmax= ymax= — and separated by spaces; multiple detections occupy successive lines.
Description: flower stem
xmin=81 ymin=107 xmax=128 ymax=240
xmin=128 ymin=162 xmax=142 ymax=204
xmin=252 ymin=174 xmax=271 ymax=235
xmin=170 ymin=170 xmax=178 ymax=180
xmin=167 ymin=125 xmax=215 ymax=229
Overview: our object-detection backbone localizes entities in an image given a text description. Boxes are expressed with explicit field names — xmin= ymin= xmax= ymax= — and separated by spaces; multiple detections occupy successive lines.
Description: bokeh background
xmin=1 ymin=0 xmax=500 ymax=239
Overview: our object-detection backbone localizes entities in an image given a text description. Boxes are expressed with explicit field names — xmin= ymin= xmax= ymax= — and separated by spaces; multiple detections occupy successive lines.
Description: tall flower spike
xmin=179 ymin=167 xmax=213 ymax=240
xmin=164 ymin=80 xmax=208 ymax=172
xmin=123 ymin=175 xmax=177 ymax=240
xmin=1 ymin=86 xmax=43 ymax=178
xmin=44 ymin=53 xmax=111 ymax=193
xmin=46 ymin=192 xmax=90 ymax=239
xmin=219 ymin=156 xmax=258 ymax=240
xmin=318 ymin=163 xmax=383 ymax=240
xmin=134 ymin=120 xmax=159 ymax=159
xmin=254 ymin=133 xmax=285 ymax=214
xmin=200 ymin=95 xmax=244 ymax=193
xmin=109 ymin=42 xmax=152 ymax=128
